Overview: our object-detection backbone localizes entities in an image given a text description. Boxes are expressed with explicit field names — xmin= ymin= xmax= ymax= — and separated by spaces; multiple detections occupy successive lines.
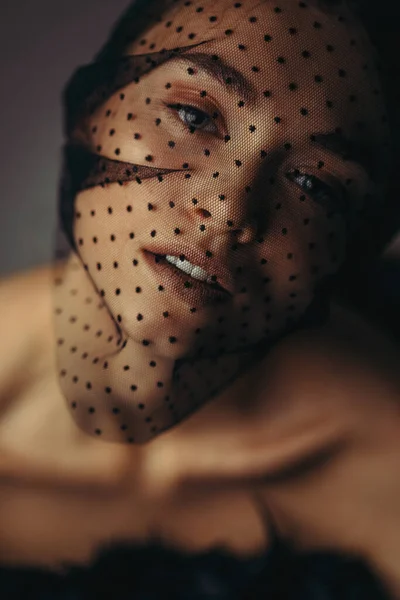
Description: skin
xmin=1 ymin=264 xmax=400 ymax=596
xmin=1 ymin=0 xmax=400 ymax=595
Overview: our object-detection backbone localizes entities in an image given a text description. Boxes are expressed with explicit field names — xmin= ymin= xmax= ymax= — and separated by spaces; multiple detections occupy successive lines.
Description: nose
xmin=191 ymin=168 xmax=262 ymax=245
xmin=193 ymin=204 xmax=260 ymax=247
xmin=193 ymin=205 xmax=259 ymax=244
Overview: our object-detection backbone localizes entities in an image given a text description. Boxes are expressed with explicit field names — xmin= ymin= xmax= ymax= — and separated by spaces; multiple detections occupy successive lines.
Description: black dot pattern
xmin=53 ymin=0 xmax=390 ymax=445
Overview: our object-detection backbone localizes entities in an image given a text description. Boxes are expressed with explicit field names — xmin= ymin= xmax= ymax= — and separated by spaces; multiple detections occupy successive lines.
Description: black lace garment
xmin=0 ymin=537 xmax=392 ymax=600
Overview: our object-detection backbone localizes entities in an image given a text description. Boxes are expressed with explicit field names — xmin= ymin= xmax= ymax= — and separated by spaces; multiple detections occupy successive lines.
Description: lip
xmin=143 ymin=243 xmax=235 ymax=295
xmin=142 ymin=250 xmax=231 ymax=306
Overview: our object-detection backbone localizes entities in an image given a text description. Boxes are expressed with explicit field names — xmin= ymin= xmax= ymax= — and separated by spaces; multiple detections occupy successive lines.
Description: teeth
xmin=165 ymin=254 xmax=216 ymax=284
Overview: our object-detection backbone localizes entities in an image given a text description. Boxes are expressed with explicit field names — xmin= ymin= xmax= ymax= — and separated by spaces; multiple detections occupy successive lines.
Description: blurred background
xmin=0 ymin=0 xmax=131 ymax=277
xmin=0 ymin=0 xmax=399 ymax=279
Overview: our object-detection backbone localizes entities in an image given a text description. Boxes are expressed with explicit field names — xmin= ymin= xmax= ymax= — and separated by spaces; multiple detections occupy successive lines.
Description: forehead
xmin=129 ymin=0 xmax=370 ymax=54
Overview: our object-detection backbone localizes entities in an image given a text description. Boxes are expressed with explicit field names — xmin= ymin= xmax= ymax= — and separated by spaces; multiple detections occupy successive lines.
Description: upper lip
xmin=143 ymin=243 xmax=235 ymax=295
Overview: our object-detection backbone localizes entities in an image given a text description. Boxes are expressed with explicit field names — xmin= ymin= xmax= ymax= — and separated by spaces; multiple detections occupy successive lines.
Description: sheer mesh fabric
xmin=52 ymin=0 xmax=391 ymax=444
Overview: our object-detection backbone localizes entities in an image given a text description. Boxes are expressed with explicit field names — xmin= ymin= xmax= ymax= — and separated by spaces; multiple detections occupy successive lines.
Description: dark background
xmin=0 ymin=0 xmax=398 ymax=278
xmin=0 ymin=0 xmax=131 ymax=277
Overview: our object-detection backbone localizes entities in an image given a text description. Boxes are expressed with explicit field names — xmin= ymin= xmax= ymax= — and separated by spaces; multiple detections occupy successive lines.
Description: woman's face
xmin=72 ymin=0 xmax=388 ymax=361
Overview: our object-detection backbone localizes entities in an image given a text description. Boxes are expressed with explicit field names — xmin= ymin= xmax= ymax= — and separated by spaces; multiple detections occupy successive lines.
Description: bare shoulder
xmin=0 ymin=264 xmax=58 ymax=409
xmin=0 ymin=261 xmax=132 ymax=488
xmin=0 ymin=262 xmax=59 ymax=321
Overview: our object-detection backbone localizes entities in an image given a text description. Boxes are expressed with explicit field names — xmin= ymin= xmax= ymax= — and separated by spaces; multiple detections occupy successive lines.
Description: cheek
xmin=258 ymin=203 xmax=347 ymax=294
xmin=73 ymin=186 xmax=143 ymax=280
xmin=84 ymin=86 xmax=161 ymax=166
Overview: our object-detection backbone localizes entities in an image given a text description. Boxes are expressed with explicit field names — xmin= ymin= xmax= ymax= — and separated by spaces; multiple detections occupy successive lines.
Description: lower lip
xmin=142 ymin=250 xmax=231 ymax=306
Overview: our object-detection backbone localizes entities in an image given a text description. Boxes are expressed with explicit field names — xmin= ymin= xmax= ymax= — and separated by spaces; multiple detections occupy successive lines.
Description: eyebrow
xmin=153 ymin=45 xmax=258 ymax=106
xmin=312 ymin=132 xmax=378 ymax=182
xmin=134 ymin=45 xmax=381 ymax=181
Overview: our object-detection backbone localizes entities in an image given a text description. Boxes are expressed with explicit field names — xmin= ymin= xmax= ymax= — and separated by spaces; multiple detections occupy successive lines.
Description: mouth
xmin=143 ymin=250 xmax=231 ymax=305
xmin=154 ymin=253 xmax=229 ymax=293
xmin=144 ymin=243 xmax=235 ymax=295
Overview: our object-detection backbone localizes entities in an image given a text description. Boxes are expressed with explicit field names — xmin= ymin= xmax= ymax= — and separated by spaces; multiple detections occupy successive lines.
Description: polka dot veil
xmin=53 ymin=0 xmax=391 ymax=444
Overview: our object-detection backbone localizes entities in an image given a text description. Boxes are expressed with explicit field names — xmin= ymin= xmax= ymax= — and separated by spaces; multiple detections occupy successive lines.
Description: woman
xmin=0 ymin=0 xmax=400 ymax=597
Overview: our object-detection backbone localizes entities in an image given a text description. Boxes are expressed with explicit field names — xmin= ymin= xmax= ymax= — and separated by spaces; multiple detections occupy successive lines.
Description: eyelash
xmin=286 ymin=169 xmax=349 ymax=213
xmin=163 ymin=105 xmax=349 ymax=212
xmin=165 ymin=103 xmax=219 ymax=134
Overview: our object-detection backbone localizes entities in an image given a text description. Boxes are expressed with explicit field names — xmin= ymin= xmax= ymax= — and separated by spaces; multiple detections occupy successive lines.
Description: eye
xmin=166 ymin=103 xmax=219 ymax=134
xmin=285 ymin=168 xmax=349 ymax=213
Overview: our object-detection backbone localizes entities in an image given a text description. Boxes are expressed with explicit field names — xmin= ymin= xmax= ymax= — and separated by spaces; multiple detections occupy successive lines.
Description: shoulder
xmin=0 ymin=262 xmax=58 ymax=326
xmin=0 ymin=264 xmax=58 ymax=411
xmin=0 ymin=262 xmax=131 ymax=486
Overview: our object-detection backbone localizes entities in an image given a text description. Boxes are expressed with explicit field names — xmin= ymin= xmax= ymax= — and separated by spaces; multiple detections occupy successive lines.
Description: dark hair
xmin=316 ymin=0 xmax=400 ymax=314
xmin=93 ymin=0 xmax=171 ymax=62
